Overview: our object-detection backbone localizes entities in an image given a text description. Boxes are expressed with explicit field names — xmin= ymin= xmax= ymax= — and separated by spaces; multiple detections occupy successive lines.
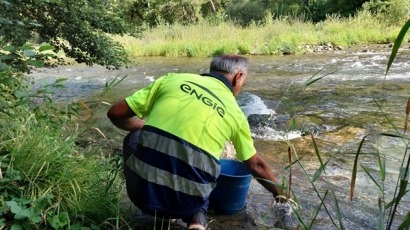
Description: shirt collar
xmin=200 ymin=72 xmax=233 ymax=94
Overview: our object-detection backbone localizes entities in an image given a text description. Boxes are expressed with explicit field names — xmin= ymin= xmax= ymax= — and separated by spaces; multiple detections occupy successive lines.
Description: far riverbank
xmin=113 ymin=14 xmax=409 ymax=59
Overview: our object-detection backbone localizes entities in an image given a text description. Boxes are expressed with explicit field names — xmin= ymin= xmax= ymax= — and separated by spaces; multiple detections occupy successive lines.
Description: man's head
xmin=210 ymin=55 xmax=249 ymax=97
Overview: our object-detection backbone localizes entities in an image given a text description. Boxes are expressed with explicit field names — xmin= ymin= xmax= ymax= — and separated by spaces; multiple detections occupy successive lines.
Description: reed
xmin=269 ymin=18 xmax=410 ymax=230
xmin=349 ymin=18 xmax=410 ymax=230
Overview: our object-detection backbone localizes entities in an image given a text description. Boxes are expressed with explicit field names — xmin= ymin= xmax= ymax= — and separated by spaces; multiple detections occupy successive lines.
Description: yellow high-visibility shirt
xmin=125 ymin=72 xmax=256 ymax=161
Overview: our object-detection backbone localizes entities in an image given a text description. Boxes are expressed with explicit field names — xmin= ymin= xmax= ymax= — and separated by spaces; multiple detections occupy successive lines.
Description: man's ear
xmin=232 ymin=72 xmax=244 ymax=87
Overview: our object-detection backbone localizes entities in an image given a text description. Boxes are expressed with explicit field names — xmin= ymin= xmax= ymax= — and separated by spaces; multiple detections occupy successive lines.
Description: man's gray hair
xmin=210 ymin=55 xmax=249 ymax=75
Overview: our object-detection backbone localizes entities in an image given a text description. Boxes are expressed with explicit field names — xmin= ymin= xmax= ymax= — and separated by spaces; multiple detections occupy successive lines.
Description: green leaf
xmin=332 ymin=191 xmax=345 ymax=230
xmin=10 ymin=223 xmax=23 ymax=230
xmin=361 ymin=164 xmax=382 ymax=191
xmin=27 ymin=59 xmax=44 ymax=67
xmin=378 ymin=197 xmax=385 ymax=230
xmin=0 ymin=217 xmax=6 ymax=226
xmin=308 ymin=190 xmax=329 ymax=229
xmin=15 ymin=20 xmax=25 ymax=26
xmin=54 ymin=78 xmax=68 ymax=84
xmin=48 ymin=211 xmax=70 ymax=228
xmin=312 ymin=160 xmax=329 ymax=182
xmin=398 ymin=210 xmax=410 ymax=230
xmin=399 ymin=166 xmax=409 ymax=180
xmin=377 ymin=151 xmax=385 ymax=181
xmin=6 ymin=201 xmax=22 ymax=214
xmin=71 ymin=222 xmax=91 ymax=230
xmin=0 ymin=62 xmax=11 ymax=72
xmin=387 ymin=179 xmax=409 ymax=228
xmin=14 ymin=90 xmax=31 ymax=98
xmin=39 ymin=44 xmax=55 ymax=52
xmin=350 ymin=135 xmax=369 ymax=201
xmin=310 ymin=133 xmax=325 ymax=173
xmin=23 ymin=49 xmax=37 ymax=57
xmin=21 ymin=44 xmax=34 ymax=50
xmin=0 ymin=16 xmax=13 ymax=25
xmin=0 ymin=53 xmax=19 ymax=60
xmin=3 ymin=45 xmax=16 ymax=52
xmin=28 ymin=22 xmax=43 ymax=27
xmin=15 ymin=209 xmax=32 ymax=219
xmin=31 ymin=215 xmax=42 ymax=224
xmin=386 ymin=19 xmax=410 ymax=76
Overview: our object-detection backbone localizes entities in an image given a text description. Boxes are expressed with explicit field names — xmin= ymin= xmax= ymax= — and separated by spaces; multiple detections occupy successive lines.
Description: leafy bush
xmin=0 ymin=44 xmax=124 ymax=229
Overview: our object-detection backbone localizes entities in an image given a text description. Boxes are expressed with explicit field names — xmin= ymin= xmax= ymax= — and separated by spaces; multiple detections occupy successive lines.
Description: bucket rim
xmin=218 ymin=159 xmax=252 ymax=178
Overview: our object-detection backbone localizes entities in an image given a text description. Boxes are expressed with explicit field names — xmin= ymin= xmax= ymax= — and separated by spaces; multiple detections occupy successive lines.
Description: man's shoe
xmin=186 ymin=211 xmax=208 ymax=230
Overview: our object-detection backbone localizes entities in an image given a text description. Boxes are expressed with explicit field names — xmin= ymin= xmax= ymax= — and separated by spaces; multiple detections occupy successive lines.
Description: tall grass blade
xmin=284 ymin=156 xmax=306 ymax=170
xmin=373 ymin=97 xmax=403 ymax=135
xmin=387 ymin=179 xmax=409 ymax=230
xmin=385 ymin=19 xmax=410 ymax=77
xmin=378 ymin=197 xmax=385 ymax=230
xmin=361 ymin=163 xmax=382 ymax=191
xmin=104 ymin=75 xmax=128 ymax=92
xmin=379 ymin=132 xmax=409 ymax=139
xmin=397 ymin=210 xmax=410 ymax=230
xmin=293 ymin=157 xmax=340 ymax=228
xmin=377 ymin=149 xmax=386 ymax=182
xmin=387 ymin=141 xmax=410 ymax=227
xmin=312 ymin=160 xmax=329 ymax=183
xmin=78 ymin=100 xmax=92 ymax=112
xmin=332 ymin=191 xmax=345 ymax=230
xmin=404 ymin=98 xmax=410 ymax=134
xmin=307 ymin=190 xmax=329 ymax=229
xmin=310 ymin=133 xmax=325 ymax=173
xmin=290 ymin=204 xmax=308 ymax=230
xmin=350 ymin=135 xmax=368 ymax=201
xmin=287 ymin=147 xmax=292 ymax=199
xmin=303 ymin=68 xmax=336 ymax=90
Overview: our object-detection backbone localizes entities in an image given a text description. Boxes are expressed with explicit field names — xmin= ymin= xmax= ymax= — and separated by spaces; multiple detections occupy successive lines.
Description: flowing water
xmin=31 ymin=46 xmax=410 ymax=229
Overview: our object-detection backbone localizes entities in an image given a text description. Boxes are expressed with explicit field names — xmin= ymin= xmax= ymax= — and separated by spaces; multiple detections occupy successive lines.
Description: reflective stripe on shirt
xmin=126 ymin=126 xmax=220 ymax=198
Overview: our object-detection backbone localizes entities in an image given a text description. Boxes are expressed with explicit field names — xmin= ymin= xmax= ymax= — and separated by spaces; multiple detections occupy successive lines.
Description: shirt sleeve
xmin=231 ymin=118 xmax=256 ymax=161
xmin=125 ymin=75 xmax=168 ymax=118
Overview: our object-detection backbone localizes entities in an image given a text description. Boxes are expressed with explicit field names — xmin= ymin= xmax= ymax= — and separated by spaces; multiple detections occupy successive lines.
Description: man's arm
xmin=243 ymin=153 xmax=284 ymax=200
xmin=107 ymin=100 xmax=144 ymax=131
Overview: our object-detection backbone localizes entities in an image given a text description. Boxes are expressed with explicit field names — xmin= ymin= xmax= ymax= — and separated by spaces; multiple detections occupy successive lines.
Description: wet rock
xmin=247 ymin=113 xmax=327 ymax=137
xmin=334 ymin=46 xmax=343 ymax=50
xmin=270 ymin=202 xmax=299 ymax=230
xmin=247 ymin=114 xmax=290 ymax=130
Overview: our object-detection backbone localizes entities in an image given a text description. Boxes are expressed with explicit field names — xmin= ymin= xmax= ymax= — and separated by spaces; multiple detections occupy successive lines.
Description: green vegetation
xmin=1 ymin=0 xmax=410 ymax=229
xmin=118 ymin=10 xmax=404 ymax=58
xmin=110 ymin=0 xmax=410 ymax=58
xmin=0 ymin=0 xmax=129 ymax=69
xmin=0 ymin=44 xmax=124 ymax=229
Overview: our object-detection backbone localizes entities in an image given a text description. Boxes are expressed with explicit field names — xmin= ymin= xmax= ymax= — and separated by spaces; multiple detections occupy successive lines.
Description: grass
xmin=113 ymin=10 xmax=407 ymax=59
xmin=0 ymin=96 xmax=124 ymax=229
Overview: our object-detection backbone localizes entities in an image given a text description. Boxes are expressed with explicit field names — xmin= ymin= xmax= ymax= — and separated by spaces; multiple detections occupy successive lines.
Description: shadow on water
xmin=30 ymin=46 xmax=410 ymax=229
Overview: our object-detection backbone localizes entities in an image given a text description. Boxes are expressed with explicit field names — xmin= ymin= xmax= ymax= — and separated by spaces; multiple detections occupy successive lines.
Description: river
xmin=30 ymin=45 xmax=410 ymax=229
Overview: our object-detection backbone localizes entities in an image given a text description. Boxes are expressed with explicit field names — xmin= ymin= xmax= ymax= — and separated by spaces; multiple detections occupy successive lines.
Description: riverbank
xmin=113 ymin=12 xmax=408 ymax=59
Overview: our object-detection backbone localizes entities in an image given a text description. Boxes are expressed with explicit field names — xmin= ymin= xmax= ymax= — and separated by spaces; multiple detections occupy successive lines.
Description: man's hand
xmin=243 ymin=153 xmax=287 ymax=200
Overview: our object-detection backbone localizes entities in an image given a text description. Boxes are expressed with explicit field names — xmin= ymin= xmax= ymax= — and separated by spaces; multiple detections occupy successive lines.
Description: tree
xmin=306 ymin=0 xmax=369 ymax=22
xmin=121 ymin=0 xmax=227 ymax=28
xmin=0 ymin=0 xmax=129 ymax=69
